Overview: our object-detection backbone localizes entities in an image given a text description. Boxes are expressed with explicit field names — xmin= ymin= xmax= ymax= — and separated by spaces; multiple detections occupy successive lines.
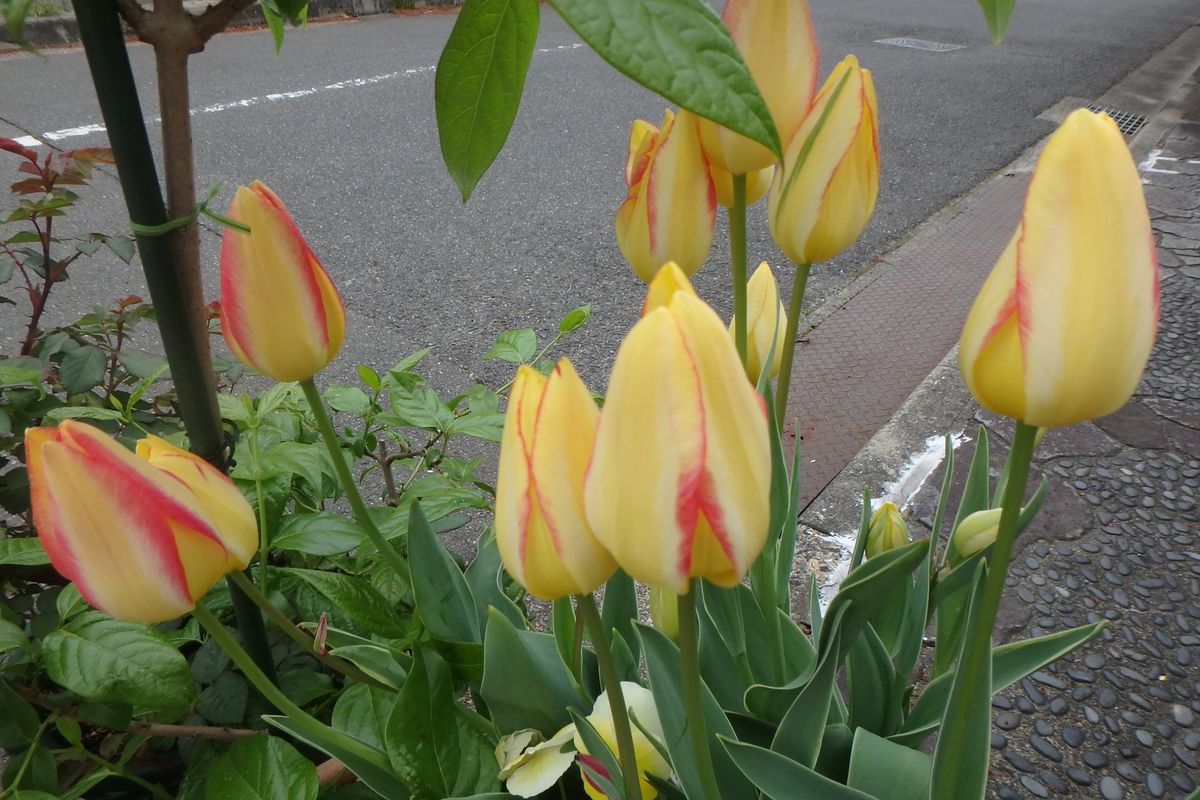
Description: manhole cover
xmin=1087 ymin=104 xmax=1147 ymax=136
xmin=874 ymin=37 xmax=964 ymax=53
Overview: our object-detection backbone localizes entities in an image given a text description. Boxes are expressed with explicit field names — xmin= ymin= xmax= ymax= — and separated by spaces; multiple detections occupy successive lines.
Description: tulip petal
xmin=505 ymin=725 xmax=578 ymax=797
xmin=1014 ymin=110 xmax=1158 ymax=426
xmin=641 ymin=262 xmax=698 ymax=316
xmin=495 ymin=367 xmax=544 ymax=593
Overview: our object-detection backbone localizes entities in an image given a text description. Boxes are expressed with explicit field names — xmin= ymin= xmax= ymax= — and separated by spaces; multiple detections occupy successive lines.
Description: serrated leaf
xmin=105 ymin=235 xmax=136 ymax=263
xmin=59 ymin=345 xmax=107 ymax=393
xmin=206 ymin=735 xmax=317 ymax=800
xmin=42 ymin=611 xmax=196 ymax=711
xmin=436 ymin=0 xmax=540 ymax=200
xmin=548 ymin=0 xmax=779 ymax=157
xmin=326 ymin=386 xmax=371 ymax=415
xmin=483 ymin=327 xmax=536 ymax=363
xmin=198 ymin=672 xmax=249 ymax=725
xmin=273 ymin=512 xmax=366 ymax=556
xmin=281 ymin=568 xmax=408 ymax=638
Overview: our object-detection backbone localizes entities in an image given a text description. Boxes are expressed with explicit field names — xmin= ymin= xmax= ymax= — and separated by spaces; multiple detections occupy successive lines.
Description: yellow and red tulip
xmin=496 ymin=360 xmax=616 ymax=600
xmin=576 ymin=683 xmax=672 ymax=800
xmin=958 ymin=109 xmax=1158 ymax=428
xmin=697 ymin=0 xmax=820 ymax=175
xmin=585 ymin=264 xmax=771 ymax=595
xmin=730 ymin=262 xmax=787 ymax=383
xmin=615 ymin=110 xmax=716 ymax=282
xmin=710 ymin=163 xmax=774 ymax=208
xmin=768 ymin=55 xmax=879 ymax=264
xmin=219 ymin=180 xmax=346 ymax=382
xmin=25 ymin=421 xmax=257 ymax=624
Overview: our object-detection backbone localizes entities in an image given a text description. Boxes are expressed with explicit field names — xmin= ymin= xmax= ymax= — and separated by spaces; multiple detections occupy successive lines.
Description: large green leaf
xmin=464 ymin=528 xmax=524 ymax=630
xmin=408 ymin=503 xmax=480 ymax=643
xmin=846 ymin=624 xmax=899 ymax=736
xmin=978 ymin=0 xmax=1016 ymax=45
xmin=272 ymin=512 xmax=366 ymax=556
xmin=59 ymin=345 xmax=107 ymax=394
xmin=282 ymin=568 xmax=408 ymax=638
xmin=548 ymin=0 xmax=780 ymax=157
xmin=435 ymin=0 xmax=540 ymax=201
xmin=769 ymin=603 xmax=845 ymax=767
xmin=206 ymin=735 xmax=317 ymax=800
xmin=0 ymin=679 xmax=40 ymax=748
xmin=0 ymin=537 xmax=49 ymax=566
xmin=41 ymin=612 xmax=195 ymax=711
xmin=332 ymin=684 xmax=396 ymax=751
xmin=385 ymin=647 xmax=500 ymax=798
xmin=637 ymin=623 xmax=756 ymax=800
xmin=481 ymin=607 xmax=583 ymax=735
xmin=722 ymin=738 xmax=875 ymax=800
xmin=264 ymin=715 xmax=410 ymax=800
xmin=820 ymin=539 xmax=929 ymax=660
xmin=846 ymin=728 xmax=930 ymax=800
xmin=601 ymin=569 xmax=640 ymax=663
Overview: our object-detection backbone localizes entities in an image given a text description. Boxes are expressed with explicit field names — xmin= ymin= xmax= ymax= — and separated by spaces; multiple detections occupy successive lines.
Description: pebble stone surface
xmin=939 ymin=129 xmax=1200 ymax=798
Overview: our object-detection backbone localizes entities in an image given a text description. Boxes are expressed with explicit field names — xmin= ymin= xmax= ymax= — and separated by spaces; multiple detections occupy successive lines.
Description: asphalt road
xmin=2 ymin=0 xmax=1198 ymax=396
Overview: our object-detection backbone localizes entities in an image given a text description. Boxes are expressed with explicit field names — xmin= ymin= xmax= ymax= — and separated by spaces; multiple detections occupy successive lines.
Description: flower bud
xmin=951 ymin=508 xmax=1002 ymax=560
xmin=729 ymin=262 xmax=787 ymax=383
xmin=865 ymin=501 xmax=908 ymax=559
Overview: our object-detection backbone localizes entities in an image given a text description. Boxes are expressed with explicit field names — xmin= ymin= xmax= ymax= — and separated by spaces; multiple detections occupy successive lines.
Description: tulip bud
xmin=219 ymin=180 xmax=346 ymax=382
xmin=769 ymin=55 xmax=879 ymax=265
xmin=710 ymin=163 xmax=774 ymax=208
xmin=496 ymin=360 xmax=616 ymax=600
xmin=696 ymin=0 xmax=819 ymax=175
xmin=615 ymin=110 xmax=716 ymax=282
xmin=864 ymin=501 xmax=908 ymax=559
xmin=729 ymin=262 xmax=787 ymax=383
xmin=951 ymin=508 xmax=1002 ymax=560
xmin=586 ymin=265 xmax=771 ymax=595
xmin=958 ymin=109 xmax=1158 ymax=427
xmin=648 ymin=587 xmax=679 ymax=641
xmin=576 ymin=683 xmax=672 ymax=800
xmin=25 ymin=421 xmax=257 ymax=623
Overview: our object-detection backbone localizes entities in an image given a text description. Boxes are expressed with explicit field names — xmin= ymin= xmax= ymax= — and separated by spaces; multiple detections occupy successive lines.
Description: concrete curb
xmin=1 ymin=0 xmax=460 ymax=48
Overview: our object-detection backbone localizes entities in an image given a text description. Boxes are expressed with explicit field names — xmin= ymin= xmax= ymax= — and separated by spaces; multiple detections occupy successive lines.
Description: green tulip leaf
xmin=435 ymin=0 xmax=540 ymax=201
xmin=408 ymin=502 xmax=481 ymax=643
xmin=464 ymin=527 xmax=525 ymax=630
xmin=978 ymin=0 xmax=1016 ymax=45
xmin=602 ymin=569 xmax=640 ymax=663
xmin=205 ymin=735 xmax=318 ymax=800
xmin=846 ymin=623 xmax=899 ymax=736
xmin=332 ymin=683 xmax=396 ymax=751
xmin=481 ymin=607 xmax=583 ymax=735
xmin=42 ymin=611 xmax=196 ymax=712
xmin=548 ymin=0 xmax=780 ymax=158
xmin=846 ymin=728 xmax=931 ymax=800
xmin=722 ymin=738 xmax=875 ymax=800
xmin=769 ymin=602 xmax=844 ymax=767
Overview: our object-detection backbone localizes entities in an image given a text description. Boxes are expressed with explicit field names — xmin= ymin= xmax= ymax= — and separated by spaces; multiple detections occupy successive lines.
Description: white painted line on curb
xmin=12 ymin=135 xmax=44 ymax=147
xmin=818 ymin=431 xmax=967 ymax=610
xmin=1140 ymin=149 xmax=1180 ymax=175
xmin=40 ymin=42 xmax=585 ymax=143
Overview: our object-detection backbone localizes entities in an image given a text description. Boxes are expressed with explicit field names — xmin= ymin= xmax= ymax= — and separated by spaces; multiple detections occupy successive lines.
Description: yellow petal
xmin=495 ymin=366 xmax=546 ymax=594
xmin=505 ymin=725 xmax=577 ymax=797
xmin=710 ymin=163 xmax=775 ymax=208
xmin=734 ymin=262 xmax=788 ymax=382
xmin=642 ymin=262 xmax=699 ymax=316
xmin=959 ymin=235 xmax=1025 ymax=419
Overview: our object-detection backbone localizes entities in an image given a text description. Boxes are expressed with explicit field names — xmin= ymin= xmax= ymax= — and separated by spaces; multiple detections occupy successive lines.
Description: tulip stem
xmin=730 ymin=173 xmax=749 ymax=366
xmin=192 ymin=603 xmax=395 ymax=775
xmin=227 ymin=571 xmax=389 ymax=690
xmin=299 ymin=378 xmax=410 ymax=581
xmin=249 ymin=422 xmax=270 ymax=594
xmin=774 ymin=260 xmax=812 ymax=425
xmin=677 ymin=582 xmax=722 ymax=800
xmin=930 ymin=421 xmax=1038 ymax=799
xmin=575 ymin=593 xmax=643 ymax=800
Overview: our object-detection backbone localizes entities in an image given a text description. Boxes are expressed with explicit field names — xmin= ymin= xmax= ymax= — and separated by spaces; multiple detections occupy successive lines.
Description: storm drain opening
xmin=874 ymin=37 xmax=965 ymax=53
xmin=1087 ymin=104 xmax=1147 ymax=136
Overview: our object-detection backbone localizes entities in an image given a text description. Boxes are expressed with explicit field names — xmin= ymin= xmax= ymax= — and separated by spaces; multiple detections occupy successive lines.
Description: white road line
xmin=12 ymin=134 xmax=44 ymax=147
xmin=1140 ymin=149 xmax=1180 ymax=175
xmin=41 ymin=42 xmax=585 ymax=143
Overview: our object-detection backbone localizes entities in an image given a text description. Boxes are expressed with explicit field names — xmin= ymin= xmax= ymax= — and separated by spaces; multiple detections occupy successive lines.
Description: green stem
xmin=677 ymin=582 xmax=721 ymax=800
xmin=730 ymin=173 xmax=749 ymax=366
xmin=250 ymin=423 xmax=269 ymax=594
xmin=576 ymin=594 xmax=642 ymax=800
xmin=192 ymin=603 xmax=390 ymax=769
xmin=299 ymin=378 xmax=409 ymax=580
xmin=227 ymin=571 xmax=388 ymax=690
xmin=774 ymin=261 xmax=812 ymax=425
xmin=930 ymin=421 xmax=1037 ymax=799
xmin=1 ymin=714 xmax=55 ymax=798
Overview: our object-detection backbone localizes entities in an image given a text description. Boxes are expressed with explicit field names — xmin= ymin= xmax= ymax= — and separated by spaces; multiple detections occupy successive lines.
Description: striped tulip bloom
xmin=25 ymin=421 xmax=257 ymax=623
xmin=958 ymin=109 xmax=1158 ymax=428
xmin=769 ymin=55 xmax=879 ymax=265
xmin=496 ymin=360 xmax=616 ymax=600
xmin=220 ymin=181 xmax=345 ymax=382
xmin=729 ymin=262 xmax=787 ymax=383
xmin=615 ymin=110 xmax=716 ymax=282
xmin=585 ymin=264 xmax=771 ymax=594
xmin=710 ymin=163 xmax=774 ymax=208
xmin=696 ymin=0 xmax=819 ymax=175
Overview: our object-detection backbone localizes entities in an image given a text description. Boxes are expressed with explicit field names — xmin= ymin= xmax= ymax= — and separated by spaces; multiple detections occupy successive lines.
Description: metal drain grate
xmin=874 ymin=37 xmax=964 ymax=52
xmin=1087 ymin=104 xmax=1147 ymax=136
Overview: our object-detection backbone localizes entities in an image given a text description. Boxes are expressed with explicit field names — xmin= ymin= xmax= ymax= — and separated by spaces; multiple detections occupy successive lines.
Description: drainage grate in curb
xmin=874 ymin=37 xmax=964 ymax=52
xmin=1087 ymin=104 xmax=1148 ymax=136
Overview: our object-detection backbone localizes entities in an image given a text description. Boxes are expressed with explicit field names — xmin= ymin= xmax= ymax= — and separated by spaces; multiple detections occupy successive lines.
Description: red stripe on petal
xmin=671 ymin=318 xmax=707 ymax=581
xmin=696 ymin=470 xmax=738 ymax=571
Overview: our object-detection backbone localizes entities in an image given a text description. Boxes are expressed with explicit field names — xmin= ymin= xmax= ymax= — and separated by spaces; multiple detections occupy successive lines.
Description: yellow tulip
xmin=865 ymin=501 xmax=908 ymax=559
xmin=498 ymin=726 xmax=577 ymax=798
xmin=585 ymin=264 xmax=771 ymax=594
xmin=696 ymin=0 xmax=820 ymax=175
xmin=496 ymin=360 xmax=616 ymax=600
xmin=710 ymin=163 xmax=774 ymax=208
xmin=729 ymin=262 xmax=787 ymax=383
xmin=219 ymin=180 xmax=345 ymax=382
xmin=25 ymin=421 xmax=257 ymax=623
xmin=615 ymin=110 xmax=716 ymax=282
xmin=576 ymin=683 xmax=672 ymax=800
xmin=958 ymin=109 xmax=1158 ymax=427
xmin=769 ymin=55 xmax=879 ymax=264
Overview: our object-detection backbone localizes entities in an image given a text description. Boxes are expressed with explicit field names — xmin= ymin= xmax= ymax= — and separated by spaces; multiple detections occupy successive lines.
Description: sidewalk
xmin=789 ymin=25 xmax=1200 ymax=800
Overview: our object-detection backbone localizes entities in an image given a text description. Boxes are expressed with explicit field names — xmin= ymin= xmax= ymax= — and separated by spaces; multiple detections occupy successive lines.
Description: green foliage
xmin=978 ymin=0 xmax=1016 ymax=44
xmin=206 ymin=735 xmax=318 ymax=800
